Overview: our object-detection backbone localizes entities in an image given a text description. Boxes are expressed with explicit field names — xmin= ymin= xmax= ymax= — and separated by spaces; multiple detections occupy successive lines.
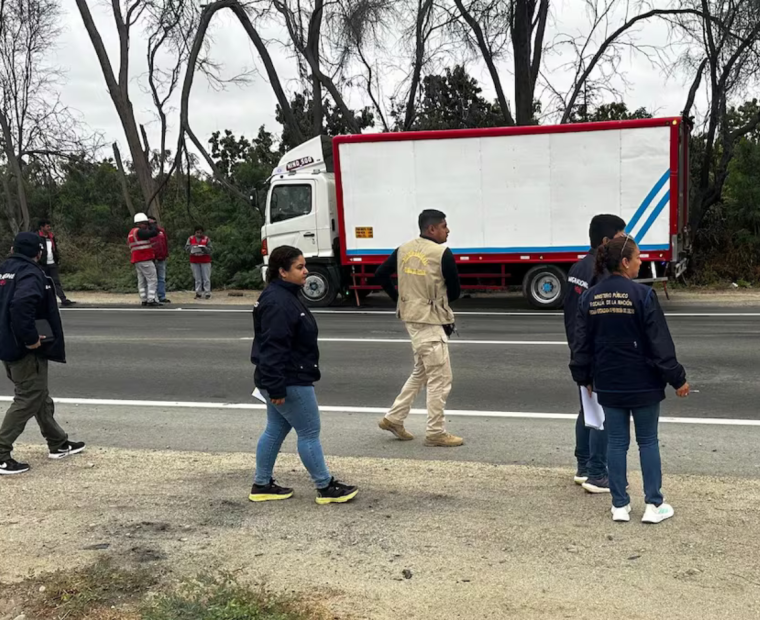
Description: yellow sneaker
xmin=424 ymin=432 xmax=464 ymax=447
xmin=379 ymin=417 xmax=414 ymax=441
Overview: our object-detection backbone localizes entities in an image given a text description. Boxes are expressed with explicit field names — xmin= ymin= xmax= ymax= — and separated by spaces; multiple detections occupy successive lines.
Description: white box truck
xmin=260 ymin=118 xmax=690 ymax=309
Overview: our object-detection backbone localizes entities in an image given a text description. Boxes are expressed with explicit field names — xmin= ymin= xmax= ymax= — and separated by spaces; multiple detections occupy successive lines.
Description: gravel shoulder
xmin=2 ymin=445 xmax=759 ymax=619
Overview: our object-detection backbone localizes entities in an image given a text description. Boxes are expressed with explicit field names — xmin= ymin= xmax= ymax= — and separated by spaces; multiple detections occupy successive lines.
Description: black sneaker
xmin=573 ymin=468 xmax=588 ymax=485
xmin=581 ymin=476 xmax=611 ymax=494
xmin=49 ymin=441 xmax=86 ymax=460
xmin=142 ymin=301 xmax=148 ymax=307
xmin=159 ymin=299 xmax=172 ymax=304
xmin=146 ymin=300 xmax=163 ymax=307
xmin=249 ymin=479 xmax=294 ymax=502
xmin=194 ymin=294 xmax=202 ymax=300
xmin=61 ymin=299 xmax=76 ymax=307
xmin=0 ymin=458 xmax=30 ymax=475
xmin=316 ymin=478 xmax=358 ymax=505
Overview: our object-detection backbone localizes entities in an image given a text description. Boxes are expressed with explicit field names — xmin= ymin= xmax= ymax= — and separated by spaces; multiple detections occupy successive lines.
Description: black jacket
xmin=563 ymin=250 xmax=602 ymax=352
xmin=375 ymin=235 xmax=461 ymax=304
xmin=0 ymin=255 xmax=66 ymax=363
xmin=570 ymin=275 xmax=686 ymax=408
xmin=251 ymin=279 xmax=320 ymax=399
xmin=38 ymin=233 xmax=60 ymax=266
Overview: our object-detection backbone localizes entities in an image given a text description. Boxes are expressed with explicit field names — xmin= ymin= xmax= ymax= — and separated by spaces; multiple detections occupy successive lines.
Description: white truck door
xmin=266 ymin=180 xmax=319 ymax=258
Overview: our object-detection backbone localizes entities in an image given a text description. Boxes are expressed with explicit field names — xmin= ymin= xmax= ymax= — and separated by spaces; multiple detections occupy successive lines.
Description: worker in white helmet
xmin=127 ymin=213 xmax=161 ymax=307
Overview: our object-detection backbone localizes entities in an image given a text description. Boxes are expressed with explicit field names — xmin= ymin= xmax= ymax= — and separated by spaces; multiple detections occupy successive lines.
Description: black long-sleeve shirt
xmin=135 ymin=224 xmax=159 ymax=241
xmin=375 ymin=236 xmax=461 ymax=303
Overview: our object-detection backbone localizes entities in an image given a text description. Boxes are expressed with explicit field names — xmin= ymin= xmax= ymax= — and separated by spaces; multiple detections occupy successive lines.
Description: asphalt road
xmin=5 ymin=301 xmax=758 ymax=420
xmin=3 ymin=298 xmax=760 ymax=476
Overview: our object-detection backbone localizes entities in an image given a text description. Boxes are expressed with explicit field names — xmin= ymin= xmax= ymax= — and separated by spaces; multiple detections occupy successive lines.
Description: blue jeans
xmin=604 ymin=404 xmax=663 ymax=508
xmin=155 ymin=260 xmax=167 ymax=301
xmin=575 ymin=405 xmax=608 ymax=479
xmin=254 ymin=386 xmax=332 ymax=489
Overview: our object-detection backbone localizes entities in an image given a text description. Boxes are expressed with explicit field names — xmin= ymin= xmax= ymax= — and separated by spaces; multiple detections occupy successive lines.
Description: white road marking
xmin=60 ymin=307 xmax=760 ymax=318
xmin=239 ymin=337 xmax=567 ymax=345
xmin=3 ymin=396 xmax=758 ymax=427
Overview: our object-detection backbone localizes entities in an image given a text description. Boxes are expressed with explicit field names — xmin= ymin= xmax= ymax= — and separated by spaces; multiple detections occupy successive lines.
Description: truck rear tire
xmin=523 ymin=265 xmax=567 ymax=310
xmin=300 ymin=265 xmax=339 ymax=307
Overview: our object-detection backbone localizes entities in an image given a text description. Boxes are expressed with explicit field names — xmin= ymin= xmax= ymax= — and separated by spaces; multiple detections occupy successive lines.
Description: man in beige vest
xmin=375 ymin=209 xmax=463 ymax=447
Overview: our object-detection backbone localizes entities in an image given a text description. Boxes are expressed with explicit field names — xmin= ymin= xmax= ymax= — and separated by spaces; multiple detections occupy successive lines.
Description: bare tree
xmin=0 ymin=0 xmax=95 ymax=233
xmin=329 ymin=0 xmax=397 ymax=132
xmin=672 ymin=0 xmax=760 ymax=231
xmin=75 ymin=0 xmax=163 ymax=219
xmin=449 ymin=0 xmax=515 ymax=125
xmin=272 ymin=0 xmax=364 ymax=135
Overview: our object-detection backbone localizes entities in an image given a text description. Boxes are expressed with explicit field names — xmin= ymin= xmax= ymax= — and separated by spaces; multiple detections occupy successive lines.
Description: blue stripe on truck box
xmin=625 ymin=170 xmax=670 ymax=236
xmin=346 ymin=244 xmax=671 ymax=256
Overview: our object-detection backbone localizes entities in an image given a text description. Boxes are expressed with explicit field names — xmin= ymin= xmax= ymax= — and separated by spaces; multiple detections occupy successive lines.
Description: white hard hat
xmin=134 ymin=212 xmax=149 ymax=224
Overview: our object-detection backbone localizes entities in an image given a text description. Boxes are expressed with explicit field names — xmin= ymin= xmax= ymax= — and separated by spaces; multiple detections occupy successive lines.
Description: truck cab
xmin=260 ymin=137 xmax=342 ymax=305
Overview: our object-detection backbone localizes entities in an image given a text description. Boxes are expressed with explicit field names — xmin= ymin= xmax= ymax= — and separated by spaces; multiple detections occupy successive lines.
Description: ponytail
xmin=595 ymin=234 xmax=637 ymax=276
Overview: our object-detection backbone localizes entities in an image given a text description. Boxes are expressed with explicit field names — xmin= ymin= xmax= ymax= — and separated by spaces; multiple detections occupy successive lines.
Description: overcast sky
xmin=57 ymin=1 xmax=700 ymax=162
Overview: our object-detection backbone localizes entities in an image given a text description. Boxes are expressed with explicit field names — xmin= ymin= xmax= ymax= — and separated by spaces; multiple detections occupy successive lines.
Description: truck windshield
xmin=270 ymin=185 xmax=312 ymax=224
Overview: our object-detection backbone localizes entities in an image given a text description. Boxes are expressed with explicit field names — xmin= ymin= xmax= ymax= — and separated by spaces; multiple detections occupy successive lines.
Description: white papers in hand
xmin=252 ymin=388 xmax=266 ymax=403
xmin=581 ymin=388 xmax=605 ymax=430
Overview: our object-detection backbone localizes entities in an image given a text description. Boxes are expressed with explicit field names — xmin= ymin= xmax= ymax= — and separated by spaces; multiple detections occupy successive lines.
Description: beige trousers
xmin=385 ymin=323 xmax=452 ymax=436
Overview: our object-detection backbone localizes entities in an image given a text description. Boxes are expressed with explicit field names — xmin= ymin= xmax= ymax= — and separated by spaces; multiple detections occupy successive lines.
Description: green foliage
xmin=392 ymin=65 xmax=506 ymax=131
xmin=276 ymin=91 xmax=374 ymax=151
xmin=142 ymin=573 xmax=321 ymax=620
xmin=34 ymin=558 xmax=157 ymax=619
xmin=568 ymin=101 xmax=653 ymax=124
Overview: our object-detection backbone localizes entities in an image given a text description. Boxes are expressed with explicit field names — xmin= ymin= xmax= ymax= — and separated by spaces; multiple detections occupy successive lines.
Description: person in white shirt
xmin=37 ymin=219 xmax=75 ymax=307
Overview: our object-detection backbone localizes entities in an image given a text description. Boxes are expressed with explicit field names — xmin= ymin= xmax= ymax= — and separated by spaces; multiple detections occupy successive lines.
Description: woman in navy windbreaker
xmin=250 ymin=245 xmax=358 ymax=505
xmin=571 ymin=235 xmax=689 ymax=524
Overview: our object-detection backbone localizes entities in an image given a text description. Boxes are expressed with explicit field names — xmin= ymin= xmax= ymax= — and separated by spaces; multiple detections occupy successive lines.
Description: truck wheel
xmin=301 ymin=265 xmax=339 ymax=307
xmin=523 ymin=265 xmax=567 ymax=310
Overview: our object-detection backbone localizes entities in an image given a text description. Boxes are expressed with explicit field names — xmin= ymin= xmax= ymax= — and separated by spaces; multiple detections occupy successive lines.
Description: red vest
xmin=128 ymin=228 xmax=156 ymax=264
xmin=151 ymin=227 xmax=169 ymax=261
xmin=188 ymin=236 xmax=211 ymax=264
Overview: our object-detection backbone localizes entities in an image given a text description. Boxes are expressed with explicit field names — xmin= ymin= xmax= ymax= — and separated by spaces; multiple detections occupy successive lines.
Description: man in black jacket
xmin=38 ymin=219 xmax=75 ymax=306
xmin=0 ymin=233 xmax=85 ymax=475
xmin=563 ymin=214 xmax=625 ymax=494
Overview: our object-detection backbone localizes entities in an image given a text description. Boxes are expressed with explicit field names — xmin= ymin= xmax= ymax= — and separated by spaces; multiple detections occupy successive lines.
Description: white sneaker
xmin=642 ymin=503 xmax=674 ymax=524
xmin=611 ymin=504 xmax=632 ymax=522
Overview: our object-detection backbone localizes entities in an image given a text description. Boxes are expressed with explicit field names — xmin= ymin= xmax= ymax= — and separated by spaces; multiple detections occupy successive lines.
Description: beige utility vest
xmin=396 ymin=238 xmax=455 ymax=325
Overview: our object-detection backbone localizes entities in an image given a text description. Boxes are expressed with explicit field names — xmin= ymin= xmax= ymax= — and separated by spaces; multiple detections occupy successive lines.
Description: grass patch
xmin=142 ymin=574 xmax=329 ymax=620
xmin=1 ymin=560 xmax=331 ymax=620
xmin=31 ymin=558 xmax=157 ymax=619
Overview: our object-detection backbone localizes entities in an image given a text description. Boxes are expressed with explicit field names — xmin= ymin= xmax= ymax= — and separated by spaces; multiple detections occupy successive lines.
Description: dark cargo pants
xmin=0 ymin=353 xmax=67 ymax=460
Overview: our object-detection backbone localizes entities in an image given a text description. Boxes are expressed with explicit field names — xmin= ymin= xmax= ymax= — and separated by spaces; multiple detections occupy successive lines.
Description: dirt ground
xmin=2 ymin=445 xmax=759 ymax=619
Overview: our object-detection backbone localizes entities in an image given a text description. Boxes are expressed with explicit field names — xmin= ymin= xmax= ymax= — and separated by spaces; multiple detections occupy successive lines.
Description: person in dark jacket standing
xmin=0 ymin=233 xmax=85 ymax=475
xmin=148 ymin=216 xmax=171 ymax=304
xmin=249 ymin=245 xmax=358 ymax=505
xmin=571 ymin=235 xmax=689 ymax=524
xmin=563 ymin=214 xmax=625 ymax=494
xmin=37 ymin=219 xmax=75 ymax=307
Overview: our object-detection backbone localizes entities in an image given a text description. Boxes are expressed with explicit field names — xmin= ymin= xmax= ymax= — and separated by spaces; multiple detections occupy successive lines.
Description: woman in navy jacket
xmin=571 ymin=235 xmax=689 ymax=524
xmin=250 ymin=245 xmax=358 ymax=505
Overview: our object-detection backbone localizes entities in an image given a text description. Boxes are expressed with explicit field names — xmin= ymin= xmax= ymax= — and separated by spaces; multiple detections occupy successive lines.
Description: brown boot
xmin=378 ymin=417 xmax=414 ymax=441
xmin=424 ymin=432 xmax=464 ymax=447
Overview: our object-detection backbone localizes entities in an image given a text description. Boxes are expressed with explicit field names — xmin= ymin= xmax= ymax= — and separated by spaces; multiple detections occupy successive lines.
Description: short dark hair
xmin=595 ymin=234 xmax=637 ymax=276
xmin=266 ymin=245 xmax=304 ymax=283
xmin=148 ymin=215 xmax=156 ymax=222
xmin=194 ymin=225 xmax=204 ymax=233
xmin=38 ymin=218 xmax=51 ymax=230
xmin=589 ymin=214 xmax=626 ymax=249
xmin=418 ymin=209 xmax=446 ymax=233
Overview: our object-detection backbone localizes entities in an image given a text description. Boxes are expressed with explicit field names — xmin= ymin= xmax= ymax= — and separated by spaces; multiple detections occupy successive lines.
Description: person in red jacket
xmin=185 ymin=226 xmax=213 ymax=299
xmin=128 ymin=213 xmax=161 ymax=307
xmin=148 ymin=216 xmax=171 ymax=304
